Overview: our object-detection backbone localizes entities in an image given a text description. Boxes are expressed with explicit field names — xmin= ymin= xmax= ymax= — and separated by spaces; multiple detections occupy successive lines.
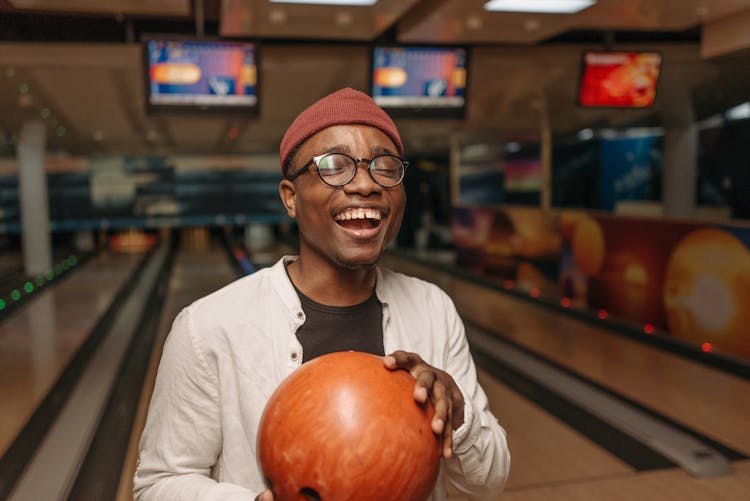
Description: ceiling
xmin=1 ymin=0 xmax=750 ymax=159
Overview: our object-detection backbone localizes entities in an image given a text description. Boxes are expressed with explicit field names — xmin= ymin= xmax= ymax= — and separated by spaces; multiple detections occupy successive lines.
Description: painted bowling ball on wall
xmin=663 ymin=228 xmax=750 ymax=358
xmin=559 ymin=211 xmax=589 ymax=241
xmin=257 ymin=351 xmax=441 ymax=501
xmin=506 ymin=208 xmax=563 ymax=259
xmin=571 ymin=217 xmax=606 ymax=276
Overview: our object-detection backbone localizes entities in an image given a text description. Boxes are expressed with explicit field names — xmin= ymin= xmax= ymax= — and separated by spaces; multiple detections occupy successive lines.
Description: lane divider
xmin=467 ymin=323 xmax=735 ymax=478
xmin=0 ymin=255 xmax=86 ymax=320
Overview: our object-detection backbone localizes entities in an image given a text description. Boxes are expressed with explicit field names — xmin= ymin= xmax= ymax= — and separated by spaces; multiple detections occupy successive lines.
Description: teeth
xmin=335 ymin=208 xmax=383 ymax=221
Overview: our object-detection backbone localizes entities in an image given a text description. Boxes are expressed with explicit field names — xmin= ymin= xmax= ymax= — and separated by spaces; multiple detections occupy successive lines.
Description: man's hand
xmin=384 ymin=350 xmax=465 ymax=459
xmin=255 ymin=490 xmax=273 ymax=501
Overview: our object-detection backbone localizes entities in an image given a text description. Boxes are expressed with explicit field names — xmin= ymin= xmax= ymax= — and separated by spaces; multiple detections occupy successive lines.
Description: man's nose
xmin=343 ymin=162 xmax=380 ymax=194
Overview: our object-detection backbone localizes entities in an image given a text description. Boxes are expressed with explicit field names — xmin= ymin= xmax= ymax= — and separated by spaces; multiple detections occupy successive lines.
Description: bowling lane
xmin=0 ymin=250 xmax=144 ymax=456
xmin=453 ymin=372 xmax=750 ymax=501
xmin=457 ymin=368 xmax=633 ymax=495
xmin=115 ymin=232 xmax=240 ymax=500
xmin=381 ymin=253 xmax=750 ymax=457
xmin=496 ymin=460 xmax=750 ymax=501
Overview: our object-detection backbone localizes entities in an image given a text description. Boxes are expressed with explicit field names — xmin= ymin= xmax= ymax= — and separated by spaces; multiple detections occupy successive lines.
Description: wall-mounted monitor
xmin=577 ymin=51 xmax=661 ymax=108
xmin=144 ymin=38 xmax=259 ymax=114
xmin=370 ymin=45 xmax=468 ymax=119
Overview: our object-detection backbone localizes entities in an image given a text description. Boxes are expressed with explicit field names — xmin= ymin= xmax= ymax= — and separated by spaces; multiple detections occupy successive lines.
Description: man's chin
xmin=338 ymin=258 xmax=379 ymax=270
xmin=335 ymin=250 xmax=383 ymax=270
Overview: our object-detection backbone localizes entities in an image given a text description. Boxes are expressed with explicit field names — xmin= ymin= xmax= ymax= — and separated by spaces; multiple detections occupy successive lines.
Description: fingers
xmin=384 ymin=350 xmax=424 ymax=372
xmin=449 ymin=385 xmax=465 ymax=432
xmin=440 ymin=386 xmax=454 ymax=459
xmin=255 ymin=490 xmax=274 ymax=501
xmin=414 ymin=370 xmax=436 ymax=404
xmin=386 ymin=351 xmax=432 ymax=403
xmin=430 ymin=378 xmax=448 ymax=434
xmin=384 ymin=350 xmax=464 ymax=459
xmin=429 ymin=379 xmax=455 ymax=459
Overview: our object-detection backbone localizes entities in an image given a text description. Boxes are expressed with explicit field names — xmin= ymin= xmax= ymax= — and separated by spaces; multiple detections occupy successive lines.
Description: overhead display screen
xmin=578 ymin=51 xmax=661 ymax=108
xmin=145 ymin=39 xmax=258 ymax=112
xmin=371 ymin=46 xmax=468 ymax=118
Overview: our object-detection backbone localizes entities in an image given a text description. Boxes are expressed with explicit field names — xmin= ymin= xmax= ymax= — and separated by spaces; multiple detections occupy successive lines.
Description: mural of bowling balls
xmin=504 ymin=208 xmax=562 ymax=259
xmin=570 ymin=216 xmax=606 ymax=277
xmin=559 ymin=211 xmax=588 ymax=240
xmin=663 ymin=228 xmax=750 ymax=359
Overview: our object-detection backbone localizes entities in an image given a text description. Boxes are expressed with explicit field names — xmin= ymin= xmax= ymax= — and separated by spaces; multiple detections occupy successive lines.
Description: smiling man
xmin=134 ymin=88 xmax=510 ymax=501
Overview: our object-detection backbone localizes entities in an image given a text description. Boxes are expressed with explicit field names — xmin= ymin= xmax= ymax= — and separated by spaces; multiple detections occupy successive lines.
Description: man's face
xmin=279 ymin=124 xmax=406 ymax=269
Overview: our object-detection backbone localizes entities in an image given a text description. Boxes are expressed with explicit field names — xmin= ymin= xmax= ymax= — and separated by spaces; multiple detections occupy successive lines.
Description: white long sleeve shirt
xmin=134 ymin=256 xmax=510 ymax=500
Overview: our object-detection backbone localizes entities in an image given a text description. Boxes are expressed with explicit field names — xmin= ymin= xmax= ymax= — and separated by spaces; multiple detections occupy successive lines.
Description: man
xmin=134 ymin=87 xmax=510 ymax=500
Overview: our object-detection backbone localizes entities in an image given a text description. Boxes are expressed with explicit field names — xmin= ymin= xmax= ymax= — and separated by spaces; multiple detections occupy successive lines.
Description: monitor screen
xmin=577 ymin=51 xmax=661 ymax=108
xmin=145 ymin=39 xmax=258 ymax=113
xmin=371 ymin=46 xmax=468 ymax=118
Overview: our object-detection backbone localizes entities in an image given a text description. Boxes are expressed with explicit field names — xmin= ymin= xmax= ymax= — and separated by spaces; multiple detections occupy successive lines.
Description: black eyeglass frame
xmin=287 ymin=152 xmax=409 ymax=188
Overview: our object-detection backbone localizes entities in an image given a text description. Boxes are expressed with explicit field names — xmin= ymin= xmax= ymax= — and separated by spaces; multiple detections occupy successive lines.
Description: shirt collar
xmin=374 ymin=266 xmax=390 ymax=307
xmin=273 ymin=255 xmax=391 ymax=308
xmin=271 ymin=255 xmax=303 ymax=313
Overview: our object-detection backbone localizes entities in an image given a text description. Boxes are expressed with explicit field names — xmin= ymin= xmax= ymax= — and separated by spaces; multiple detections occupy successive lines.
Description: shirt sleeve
xmin=133 ymin=308 xmax=257 ymax=501
xmin=439 ymin=292 xmax=511 ymax=498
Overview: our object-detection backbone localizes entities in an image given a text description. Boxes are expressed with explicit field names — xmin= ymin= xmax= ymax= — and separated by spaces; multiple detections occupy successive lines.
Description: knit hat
xmin=279 ymin=87 xmax=403 ymax=177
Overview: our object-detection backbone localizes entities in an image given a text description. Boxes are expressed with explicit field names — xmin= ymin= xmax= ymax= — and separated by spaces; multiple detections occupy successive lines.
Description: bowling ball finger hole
xmin=300 ymin=487 xmax=321 ymax=500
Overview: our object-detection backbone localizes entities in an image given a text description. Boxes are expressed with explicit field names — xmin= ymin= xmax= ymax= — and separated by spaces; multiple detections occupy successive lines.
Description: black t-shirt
xmin=291 ymin=281 xmax=385 ymax=363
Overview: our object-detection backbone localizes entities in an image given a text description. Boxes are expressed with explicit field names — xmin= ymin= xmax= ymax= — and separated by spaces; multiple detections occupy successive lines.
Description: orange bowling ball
xmin=257 ymin=351 xmax=441 ymax=501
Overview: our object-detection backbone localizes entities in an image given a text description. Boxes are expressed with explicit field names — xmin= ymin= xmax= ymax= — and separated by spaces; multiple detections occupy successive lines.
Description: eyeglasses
xmin=287 ymin=152 xmax=408 ymax=188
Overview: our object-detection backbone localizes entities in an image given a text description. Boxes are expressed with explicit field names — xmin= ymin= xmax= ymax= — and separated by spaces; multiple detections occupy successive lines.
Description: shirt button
xmin=296 ymin=311 xmax=305 ymax=320
xmin=291 ymin=352 xmax=299 ymax=361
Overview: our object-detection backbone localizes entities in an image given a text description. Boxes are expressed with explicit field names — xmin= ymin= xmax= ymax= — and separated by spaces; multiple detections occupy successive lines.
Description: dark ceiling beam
xmin=391 ymin=0 xmax=451 ymax=42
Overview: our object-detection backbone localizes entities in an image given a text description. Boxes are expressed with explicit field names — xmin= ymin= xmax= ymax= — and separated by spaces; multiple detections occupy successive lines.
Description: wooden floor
xmin=382 ymin=253 xmax=750 ymax=500
xmin=0 ymin=251 xmax=142 ymax=456
xmin=443 ymin=369 xmax=750 ymax=500
xmin=115 ymin=239 xmax=240 ymax=500
xmin=447 ymin=460 xmax=750 ymax=501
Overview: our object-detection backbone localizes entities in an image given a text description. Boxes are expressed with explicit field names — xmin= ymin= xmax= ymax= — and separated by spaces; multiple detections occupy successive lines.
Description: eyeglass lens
xmin=317 ymin=154 xmax=404 ymax=187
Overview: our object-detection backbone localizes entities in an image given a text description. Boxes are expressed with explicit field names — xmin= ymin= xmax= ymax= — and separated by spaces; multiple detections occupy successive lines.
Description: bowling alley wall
xmin=0 ymin=154 xmax=286 ymax=233
xmin=451 ymin=206 xmax=750 ymax=362
xmin=445 ymin=116 xmax=750 ymax=363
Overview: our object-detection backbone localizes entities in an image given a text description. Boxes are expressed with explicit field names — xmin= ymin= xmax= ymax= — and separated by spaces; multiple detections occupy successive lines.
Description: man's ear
xmin=279 ymin=179 xmax=297 ymax=219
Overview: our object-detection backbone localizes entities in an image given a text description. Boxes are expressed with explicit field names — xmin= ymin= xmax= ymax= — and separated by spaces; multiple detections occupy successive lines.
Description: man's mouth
xmin=334 ymin=208 xmax=383 ymax=230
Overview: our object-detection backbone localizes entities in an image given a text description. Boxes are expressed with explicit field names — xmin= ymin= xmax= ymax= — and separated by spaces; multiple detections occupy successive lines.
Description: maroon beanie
xmin=279 ymin=87 xmax=403 ymax=176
